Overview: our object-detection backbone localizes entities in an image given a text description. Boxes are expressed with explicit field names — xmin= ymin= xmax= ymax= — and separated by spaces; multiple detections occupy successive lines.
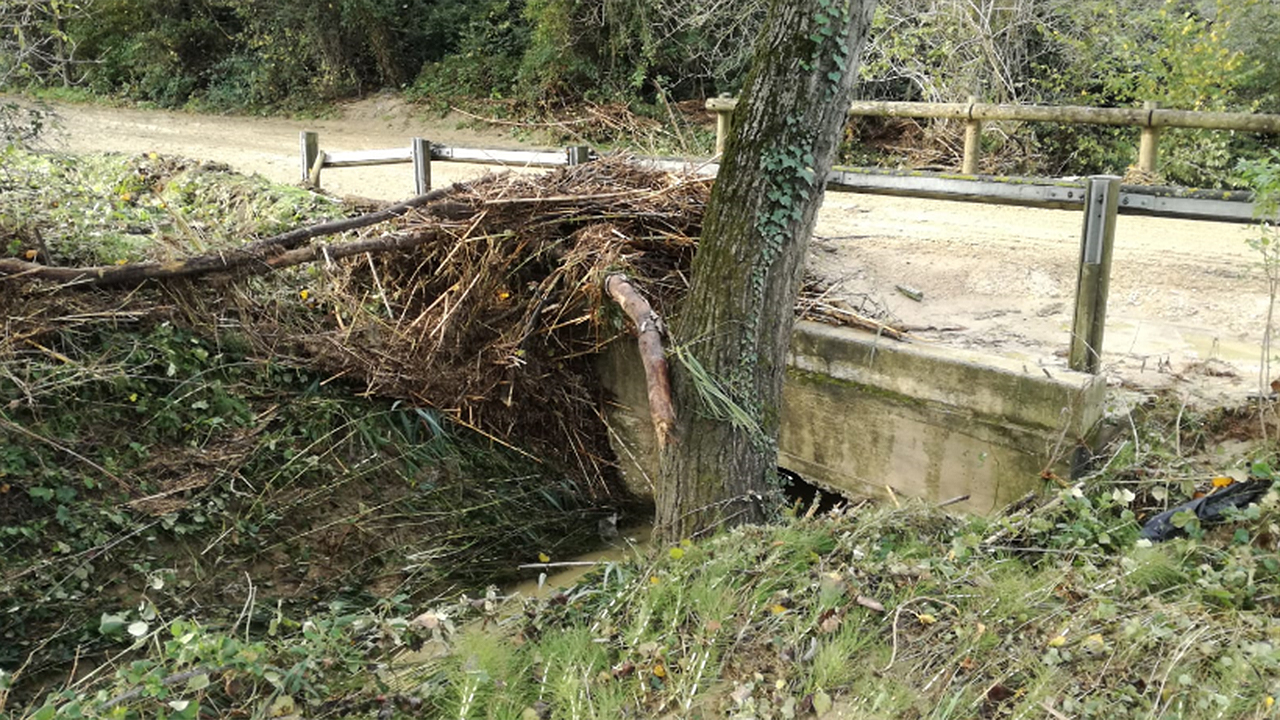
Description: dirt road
xmin=44 ymin=97 xmax=1269 ymax=403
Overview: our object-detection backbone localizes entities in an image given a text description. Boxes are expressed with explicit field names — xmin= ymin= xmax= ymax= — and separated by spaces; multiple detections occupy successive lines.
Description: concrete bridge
xmin=599 ymin=321 xmax=1106 ymax=514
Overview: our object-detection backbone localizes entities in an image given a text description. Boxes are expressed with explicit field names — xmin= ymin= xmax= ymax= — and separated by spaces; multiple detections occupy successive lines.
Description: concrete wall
xmin=599 ymin=321 xmax=1107 ymax=514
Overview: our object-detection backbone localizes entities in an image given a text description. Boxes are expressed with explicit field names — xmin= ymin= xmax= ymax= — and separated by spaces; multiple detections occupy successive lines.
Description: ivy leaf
xmin=99 ymin=613 xmax=127 ymax=636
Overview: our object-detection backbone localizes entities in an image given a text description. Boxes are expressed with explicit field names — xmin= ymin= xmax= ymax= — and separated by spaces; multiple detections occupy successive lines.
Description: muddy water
xmin=508 ymin=524 xmax=654 ymax=600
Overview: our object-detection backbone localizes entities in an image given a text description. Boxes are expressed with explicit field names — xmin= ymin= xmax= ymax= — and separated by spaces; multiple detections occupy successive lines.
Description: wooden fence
xmin=706 ymin=97 xmax=1280 ymax=175
xmin=299 ymin=130 xmax=1256 ymax=224
xmin=294 ymin=129 xmax=1265 ymax=376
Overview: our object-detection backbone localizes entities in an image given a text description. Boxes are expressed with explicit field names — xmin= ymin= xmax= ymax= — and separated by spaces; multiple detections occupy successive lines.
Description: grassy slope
xmin=0 ymin=149 xmax=609 ymax=711
xmin=402 ymin=492 xmax=1280 ymax=720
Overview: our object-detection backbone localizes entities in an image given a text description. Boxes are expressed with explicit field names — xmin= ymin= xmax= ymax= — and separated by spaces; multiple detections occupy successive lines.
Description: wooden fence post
xmin=1069 ymin=175 xmax=1121 ymax=374
xmin=962 ymin=96 xmax=982 ymax=175
xmin=300 ymin=131 xmax=319 ymax=185
xmin=711 ymin=93 xmax=735 ymax=156
xmin=412 ymin=137 xmax=431 ymax=195
xmin=1138 ymin=100 xmax=1160 ymax=173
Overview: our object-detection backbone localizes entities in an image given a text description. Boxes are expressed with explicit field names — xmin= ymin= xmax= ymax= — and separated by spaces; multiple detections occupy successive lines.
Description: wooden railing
xmin=706 ymin=97 xmax=1280 ymax=175
xmin=297 ymin=131 xmax=1256 ymax=223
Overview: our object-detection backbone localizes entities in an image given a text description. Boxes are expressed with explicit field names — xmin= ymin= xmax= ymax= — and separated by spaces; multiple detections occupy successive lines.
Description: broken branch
xmin=0 ymin=182 xmax=469 ymax=287
xmin=604 ymin=273 xmax=676 ymax=449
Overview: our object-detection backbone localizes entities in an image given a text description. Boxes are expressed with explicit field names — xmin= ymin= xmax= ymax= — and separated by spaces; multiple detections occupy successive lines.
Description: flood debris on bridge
xmin=1 ymin=153 xmax=899 ymax=491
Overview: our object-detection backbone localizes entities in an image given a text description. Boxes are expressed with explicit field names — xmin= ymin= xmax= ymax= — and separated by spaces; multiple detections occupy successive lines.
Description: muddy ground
xmin=41 ymin=95 xmax=1270 ymax=406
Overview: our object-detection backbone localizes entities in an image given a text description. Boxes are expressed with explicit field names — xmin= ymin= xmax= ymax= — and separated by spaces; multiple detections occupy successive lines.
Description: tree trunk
xmin=656 ymin=0 xmax=878 ymax=539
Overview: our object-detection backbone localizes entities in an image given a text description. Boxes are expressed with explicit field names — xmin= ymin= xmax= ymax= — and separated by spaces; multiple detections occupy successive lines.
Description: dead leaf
xmin=818 ymin=608 xmax=842 ymax=633
xmin=855 ymin=595 xmax=885 ymax=612
xmin=411 ymin=612 xmax=440 ymax=630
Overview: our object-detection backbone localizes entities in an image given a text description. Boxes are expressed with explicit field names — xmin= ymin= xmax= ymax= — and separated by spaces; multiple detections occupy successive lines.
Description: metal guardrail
xmin=826 ymin=167 xmax=1258 ymax=223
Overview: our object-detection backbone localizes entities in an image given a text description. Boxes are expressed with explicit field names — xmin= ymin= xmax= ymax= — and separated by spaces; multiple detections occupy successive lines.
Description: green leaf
xmin=186 ymin=673 xmax=210 ymax=691
xmin=99 ymin=613 xmax=127 ymax=636
xmin=30 ymin=704 xmax=56 ymax=720
xmin=813 ymin=689 xmax=833 ymax=716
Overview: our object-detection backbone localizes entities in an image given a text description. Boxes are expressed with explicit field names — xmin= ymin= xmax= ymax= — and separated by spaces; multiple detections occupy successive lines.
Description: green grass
xmin=381 ymin=490 xmax=1280 ymax=719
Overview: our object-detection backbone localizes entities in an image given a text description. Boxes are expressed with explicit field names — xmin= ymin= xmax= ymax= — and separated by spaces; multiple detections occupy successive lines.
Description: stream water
xmin=507 ymin=524 xmax=655 ymax=600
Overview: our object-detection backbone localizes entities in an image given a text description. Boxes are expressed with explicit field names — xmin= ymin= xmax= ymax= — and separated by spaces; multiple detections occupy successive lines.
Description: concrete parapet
xmin=599 ymin=321 xmax=1108 ymax=513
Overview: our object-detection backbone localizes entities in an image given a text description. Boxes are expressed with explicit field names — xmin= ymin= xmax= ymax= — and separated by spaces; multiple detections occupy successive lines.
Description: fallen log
xmin=604 ymin=273 xmax=676 ymax=449
xmin=0 ymin=182 xmax=468 ymax=287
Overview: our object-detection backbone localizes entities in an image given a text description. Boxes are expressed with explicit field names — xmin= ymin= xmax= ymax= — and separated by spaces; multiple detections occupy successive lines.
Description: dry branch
xmin=605 ymin=273 xmax=676 ymax=449
xmin=2 ymin=155 xmax=907 ymax=492
xmin=0 ymin=182 xmax=468 ymax=286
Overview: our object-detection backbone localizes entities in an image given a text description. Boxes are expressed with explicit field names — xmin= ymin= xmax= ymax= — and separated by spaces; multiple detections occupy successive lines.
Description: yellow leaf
xmin=649 ymin=575 xmax=660 ymax=585
xmin=668 ymin=547 xmax=685 ymax=560
xmin=770 ymin=604 xmax=787 ymax=615
xmin=299 ymin=289 xmax=310 ymax=301
xmin=916 ymin=613 xmax=936 ymax=625
xmin=129 ymin=393 xmax=138 ymax=402
xmin=1211 ymin=476 xmax=1233 ymax=488
xmin=1048 ymin=635 xmax=1067 ymax=648
xmin=115 ymin=259 xmax=128 ymax=265
xmin=652 ymin=663 xmax=666 ymax=678
xmin=537 ymin=552 xmax=550 ymax=563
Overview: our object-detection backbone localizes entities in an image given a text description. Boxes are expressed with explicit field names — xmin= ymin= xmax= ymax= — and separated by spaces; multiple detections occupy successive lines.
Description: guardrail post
xmin=411 ymin=137 xmax=430 ymax=195
xmin=711 ymin=93 xmax=734 ymax=156
xmin=567 ymin=145 xmax=592 ymax=165
xmin=300 ymin=131 xmax=319 ymax=186
xmin=1069 ymin=175 xmax=1121 ymax=374
xmin=962 ymin=96 xmax=982 ymax=175
xmin=1138 ymin=101 xmax=1160 ymax=173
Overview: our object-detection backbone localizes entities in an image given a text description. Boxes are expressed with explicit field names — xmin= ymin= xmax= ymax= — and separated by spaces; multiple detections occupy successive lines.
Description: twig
xmin=0 ymin=183 xmax=469 ymax=286
xmin=517 ymin=561 xmax=604 ymax=570
xmin=1040 ymin=701 xmax=1072 ymax=720
xmin=365 ymin=252 xmax=394 ymax=319
xmin=0 ymin=416 xmax=134 ymax=494
xmin=98 ymin=667 xmax=227 ymax=712
xmin=449 ymin=105 xmax=595 ymax=129
xmin=879 ymin=596 xmax=960 ymax=673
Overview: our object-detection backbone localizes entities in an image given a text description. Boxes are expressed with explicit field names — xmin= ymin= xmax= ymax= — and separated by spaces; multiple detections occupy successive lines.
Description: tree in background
xmin=0 ymin=0 xmax=89 ymax=88
xmin=657 ymin=0 xmax=878 ymax=539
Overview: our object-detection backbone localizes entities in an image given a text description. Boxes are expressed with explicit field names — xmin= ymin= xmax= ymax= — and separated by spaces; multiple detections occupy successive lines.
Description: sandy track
xmin=42 ymin=98 xmax=1271 ymax=403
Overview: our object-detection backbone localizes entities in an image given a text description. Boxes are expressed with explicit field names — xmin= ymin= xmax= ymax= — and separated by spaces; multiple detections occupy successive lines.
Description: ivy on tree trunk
xmin=657 ymin=0 xmax=878 ymax=539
